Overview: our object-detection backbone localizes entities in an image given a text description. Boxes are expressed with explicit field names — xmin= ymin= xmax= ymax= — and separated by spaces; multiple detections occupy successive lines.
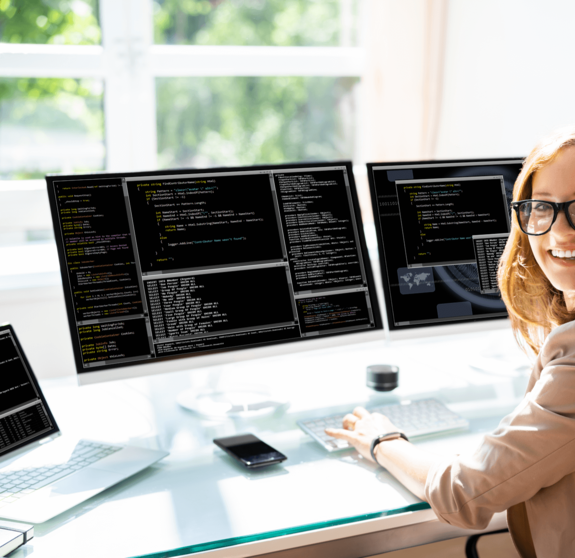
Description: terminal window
xmin=0 ymin=330 xmax=56 ymax=455
xmin=51 ymin=164 xmax=379 ymax=371
xmin=473 ymin=233 xmax=509 ymax=294
xmin=395 ymin=176 xmax=510 ymax=268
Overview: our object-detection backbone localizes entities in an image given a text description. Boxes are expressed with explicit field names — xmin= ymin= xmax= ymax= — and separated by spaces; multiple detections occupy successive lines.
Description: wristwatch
xmin=370 ymin=431 xmax=409 ymax=462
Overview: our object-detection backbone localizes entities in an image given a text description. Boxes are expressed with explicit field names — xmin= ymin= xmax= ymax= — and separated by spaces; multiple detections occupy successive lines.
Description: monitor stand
xmin=176 ymin=367 xmax=288 ymax=419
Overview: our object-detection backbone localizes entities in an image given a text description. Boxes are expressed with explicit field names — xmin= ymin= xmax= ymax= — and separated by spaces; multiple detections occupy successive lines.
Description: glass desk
xmin=8 ymin=328 xmax=530 ymax=558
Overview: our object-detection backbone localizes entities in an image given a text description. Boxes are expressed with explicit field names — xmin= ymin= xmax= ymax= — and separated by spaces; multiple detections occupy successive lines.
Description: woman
xmin=326 ymin=127 xmax=575 ymax=558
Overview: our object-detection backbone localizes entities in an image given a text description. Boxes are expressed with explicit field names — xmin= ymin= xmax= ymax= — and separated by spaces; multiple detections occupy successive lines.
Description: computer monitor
xmin=46 ymin=162 xmax=383 ymax=393
xmin=367 ymin=158 xmax=523 ymax=340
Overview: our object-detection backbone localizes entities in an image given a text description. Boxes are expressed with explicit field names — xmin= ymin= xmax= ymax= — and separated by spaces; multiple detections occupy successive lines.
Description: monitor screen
xmin=0 ymin=325 xmax=59 ymax=459
xmin=367 ymin=158 xmax=523 ymax=332
xmin=47 ymin=162 xmax=382 ymax=379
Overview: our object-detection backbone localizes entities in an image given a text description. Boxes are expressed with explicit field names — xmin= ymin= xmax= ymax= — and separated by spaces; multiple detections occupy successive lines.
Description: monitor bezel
xmin=366 ymin=157 xmax=524 ymax=334
xmin=46 ymin=161 xmax=384 ymax=383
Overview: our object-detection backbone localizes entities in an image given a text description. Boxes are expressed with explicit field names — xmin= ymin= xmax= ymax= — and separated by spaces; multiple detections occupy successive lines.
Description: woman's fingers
xmin=342 ymin=413 xmax=359 ymax=430
xmin=325 ymin=427 xmax=353 ymax=441
xmin=353 ymin=406 xmax=371 ymax=419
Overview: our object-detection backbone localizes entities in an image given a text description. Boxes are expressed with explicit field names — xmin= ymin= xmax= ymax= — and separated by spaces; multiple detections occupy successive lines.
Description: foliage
xmin=0 ymin=0 xmax=103 ymax=179
xmin=0 ymin=0 xmax=100 ymax=45
xmin=153 ymin=0 xmax=349 ymax=47
xmin=0 ymin=0 xmax=356 ymax=178
xmin=0 ymin=76 xmax=104 ymax=179
xmin=153 ymin=0 xmax=358 ymax=168
xmin=157 ymin=76 xmax=357 ymax=168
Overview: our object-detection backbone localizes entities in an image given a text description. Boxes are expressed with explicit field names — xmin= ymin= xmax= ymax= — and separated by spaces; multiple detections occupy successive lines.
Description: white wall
xmin=0 ymin=286 xmax=76 ymax=379
xmin=436 ymin=0 xmax=575 ymax=159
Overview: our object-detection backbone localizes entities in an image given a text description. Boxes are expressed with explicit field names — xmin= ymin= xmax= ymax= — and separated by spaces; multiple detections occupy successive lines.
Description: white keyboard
xmin=298 ymin=398 xmax=469 ymax=452
xmin=0 ymin=440 xmax=121 ymax=510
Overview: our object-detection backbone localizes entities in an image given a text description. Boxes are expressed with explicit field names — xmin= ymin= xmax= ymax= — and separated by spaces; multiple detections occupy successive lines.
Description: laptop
xmin=0 ymin=324 xmax=168 ymax=523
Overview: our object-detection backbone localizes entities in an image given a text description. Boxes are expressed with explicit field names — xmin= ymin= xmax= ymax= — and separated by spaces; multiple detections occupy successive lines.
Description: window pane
xmin=154 ymin=0 xmax=358 ymax=47
xmin=156 ymin=76 xmax=357 ymax=169
xmin=0 ymin=0 xmax=100 ymax=45
xmin=0 ymin=77 xmax=104 ymax=275
xmin=0 ymin=78 xmax=105 ymax=179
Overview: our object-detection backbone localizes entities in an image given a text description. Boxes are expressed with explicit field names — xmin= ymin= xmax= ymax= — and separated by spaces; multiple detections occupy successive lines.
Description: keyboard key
xmin=30 ymin=469 xmax=75 ymax=490
xmin=73 ymin=446 xmax=94 ymax=457
xmin=80 ymin=448 xmax=103 ymax=460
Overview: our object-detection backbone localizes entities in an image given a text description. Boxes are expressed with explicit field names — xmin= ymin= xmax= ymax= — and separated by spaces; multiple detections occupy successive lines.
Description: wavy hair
xmin=498 ymin=127 xmax=575 ymax=356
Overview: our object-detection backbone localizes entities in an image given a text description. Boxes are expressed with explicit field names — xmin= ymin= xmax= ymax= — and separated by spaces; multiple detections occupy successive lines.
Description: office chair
xmin=465 ymin=528 xmax=509 ymax=558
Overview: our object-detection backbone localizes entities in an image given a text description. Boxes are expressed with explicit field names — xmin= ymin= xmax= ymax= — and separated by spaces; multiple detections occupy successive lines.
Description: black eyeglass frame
xmin=510 ymin=199 xmax=575 ymax=236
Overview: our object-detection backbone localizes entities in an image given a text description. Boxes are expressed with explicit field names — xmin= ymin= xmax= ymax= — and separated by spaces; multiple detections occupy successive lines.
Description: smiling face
xmin=529 ymin=146 xmax=575 ymax=311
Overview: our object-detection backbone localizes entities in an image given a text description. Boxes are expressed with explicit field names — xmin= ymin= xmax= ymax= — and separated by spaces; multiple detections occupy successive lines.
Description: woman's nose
xmin=551 ymin=209 xmax=575 ymax=236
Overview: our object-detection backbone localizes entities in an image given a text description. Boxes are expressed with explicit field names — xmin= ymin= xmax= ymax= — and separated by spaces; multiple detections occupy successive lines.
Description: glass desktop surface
xmin=20 ymin=328 xmax=530 ymax=558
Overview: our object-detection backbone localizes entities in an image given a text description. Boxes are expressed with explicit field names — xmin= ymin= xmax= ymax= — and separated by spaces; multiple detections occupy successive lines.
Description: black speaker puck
xmin=366 ymin=364 xmax=399 ymax=392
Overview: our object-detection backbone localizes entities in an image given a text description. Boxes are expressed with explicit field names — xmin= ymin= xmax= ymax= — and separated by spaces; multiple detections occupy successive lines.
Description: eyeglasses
xmin=511 ymin=199 xmax=575 ymax=236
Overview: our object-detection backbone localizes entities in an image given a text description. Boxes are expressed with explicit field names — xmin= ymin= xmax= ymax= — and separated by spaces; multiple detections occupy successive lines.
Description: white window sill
xmin=0 ymin=242 xmax=61 ymax=291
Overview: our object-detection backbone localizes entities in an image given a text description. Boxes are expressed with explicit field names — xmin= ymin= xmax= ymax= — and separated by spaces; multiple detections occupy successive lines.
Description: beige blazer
xmin=425 ymin=320 xmax=575 ymax=558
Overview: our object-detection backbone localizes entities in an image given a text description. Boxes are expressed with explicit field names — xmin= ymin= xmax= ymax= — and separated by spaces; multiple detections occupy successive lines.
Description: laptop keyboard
xmin=0 ymin=440 xmax=121 ymax=509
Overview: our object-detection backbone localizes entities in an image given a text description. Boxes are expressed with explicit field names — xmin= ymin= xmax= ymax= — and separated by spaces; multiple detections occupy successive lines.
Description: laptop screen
xmin=0 ymin=325 xmax=59 ymax=458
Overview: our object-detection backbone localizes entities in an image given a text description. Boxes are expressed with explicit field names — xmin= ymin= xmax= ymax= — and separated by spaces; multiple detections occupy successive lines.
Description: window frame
xmin=0 ymin=0 xmax=365 ymax=174
xmin=0 ymin=0 xmax=366 ymax=287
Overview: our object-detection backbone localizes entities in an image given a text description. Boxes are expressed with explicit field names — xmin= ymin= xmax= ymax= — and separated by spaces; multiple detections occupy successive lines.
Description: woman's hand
xmin=325 ymin=407 xmax=403 ymax=463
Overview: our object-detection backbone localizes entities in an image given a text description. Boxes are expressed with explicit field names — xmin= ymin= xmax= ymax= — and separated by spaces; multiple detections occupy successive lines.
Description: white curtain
xmin=362 ymin=0 xmax=449 ymax=162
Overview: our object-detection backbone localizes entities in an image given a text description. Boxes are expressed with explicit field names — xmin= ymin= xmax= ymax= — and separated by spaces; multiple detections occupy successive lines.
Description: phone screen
xmin=214 ymin=434 xmax=287 ymax=468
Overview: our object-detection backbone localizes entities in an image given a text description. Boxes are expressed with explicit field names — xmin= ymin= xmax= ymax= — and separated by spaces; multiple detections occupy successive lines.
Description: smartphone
xmin=213 ymin=434 xmax=287 ymax=468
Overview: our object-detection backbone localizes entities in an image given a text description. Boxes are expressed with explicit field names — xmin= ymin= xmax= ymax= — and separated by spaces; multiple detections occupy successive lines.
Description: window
xmin=0 ymin=0 xmax=364 ymax=289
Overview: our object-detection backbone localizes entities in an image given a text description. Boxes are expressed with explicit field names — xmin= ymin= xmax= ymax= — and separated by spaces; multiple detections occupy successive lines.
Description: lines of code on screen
xmin=52 ymin=165 xmax=376 ymax=372
xmin=54 ymin=179 xmax=143 ymax=321
xmin=0 ymin=334 xmax=53 ymax=451
xmin=78 ymin=319 xmax=152 ymax=366
xmin=395 ymin=176 xmax=509 ymax=268
xmin=473 ymin=233 xmax=509 ymax=294
xmin=0 ymin=403 xmax=52 ymax=451
xmin=145 ymin=267 xmax=295 ymax=341
xmin=296 ymin=291 xmax=372 ymax=335
xmin=127 ymin=175 xmax=285 ymax=273
xmin=275 ymin=170 xmax=363 ymax=292
xmin=0 ymin=335 xmax=38 ymax=412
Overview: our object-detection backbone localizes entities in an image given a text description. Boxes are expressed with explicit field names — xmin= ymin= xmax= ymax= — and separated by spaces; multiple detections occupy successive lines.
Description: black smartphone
xmin=213 ymin=434 xmax=287 ymax=468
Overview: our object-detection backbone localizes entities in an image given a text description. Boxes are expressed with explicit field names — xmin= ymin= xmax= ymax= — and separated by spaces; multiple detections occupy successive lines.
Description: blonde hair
xmin=498 ymin=127 xmax=575 ymax=356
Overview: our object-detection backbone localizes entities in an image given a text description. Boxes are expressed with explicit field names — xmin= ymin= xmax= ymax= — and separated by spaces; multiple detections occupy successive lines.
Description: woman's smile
xmin=529 ymin=146 xmax=575 ymax=309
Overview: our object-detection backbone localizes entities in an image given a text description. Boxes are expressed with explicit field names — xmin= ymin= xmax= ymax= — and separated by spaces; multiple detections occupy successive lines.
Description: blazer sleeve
xmin=424 ymin=322 xmax=575 ymax=529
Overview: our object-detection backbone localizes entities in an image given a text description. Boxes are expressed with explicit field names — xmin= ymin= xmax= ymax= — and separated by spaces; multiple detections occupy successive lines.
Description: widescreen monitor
xmin=46 ymin=162 xmax=383 ymax=386
xmin=367 ymin=158 xmax=523 ymax=339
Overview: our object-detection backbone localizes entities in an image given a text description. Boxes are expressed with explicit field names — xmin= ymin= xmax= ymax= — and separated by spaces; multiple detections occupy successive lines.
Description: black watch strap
xmin=370 ymin=431 xmax=409 ymax=463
